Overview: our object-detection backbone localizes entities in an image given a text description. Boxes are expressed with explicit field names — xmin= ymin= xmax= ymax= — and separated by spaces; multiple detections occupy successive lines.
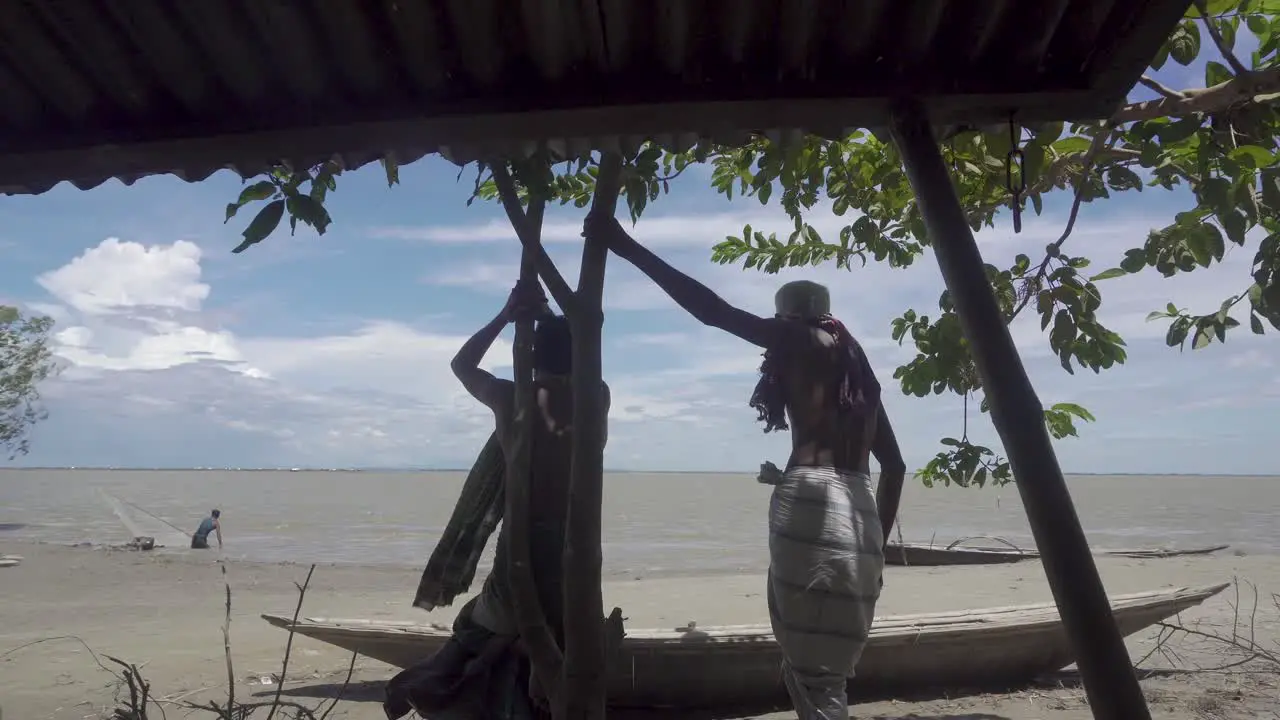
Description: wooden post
xmin=491 ymin=170 xmax=567 ymax=709
xmin=561 ymin=153 xmax=623 ymax=720
xmin=888 ymin=102 xmax=1152 ymax=720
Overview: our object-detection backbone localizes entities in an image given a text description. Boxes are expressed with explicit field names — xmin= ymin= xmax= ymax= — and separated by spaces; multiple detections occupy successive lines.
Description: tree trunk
xmin=889 ymin=102 xmax=1151 ymax=720
xmin=560 ymin=154 xmax=624 ymax=720
xmin=492 ymin=176 xmax=566 ymax=709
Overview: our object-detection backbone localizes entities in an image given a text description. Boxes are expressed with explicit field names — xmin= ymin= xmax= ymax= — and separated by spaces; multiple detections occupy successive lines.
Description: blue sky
xmin=1 ymin=48 xmax=1275 ymax=474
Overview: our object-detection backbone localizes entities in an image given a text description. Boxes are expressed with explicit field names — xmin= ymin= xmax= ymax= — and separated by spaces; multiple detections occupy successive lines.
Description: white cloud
xmin=372 ymin=210 xmax=774 ymax=248
xmin=31 ymin=237 xmax=692 ymax=467
xmin=38 ymin=238 xmax=209 ymax=315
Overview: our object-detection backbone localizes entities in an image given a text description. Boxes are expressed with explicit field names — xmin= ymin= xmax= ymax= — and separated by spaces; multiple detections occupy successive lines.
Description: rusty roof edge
xmin=1088 ymin=0 xmax=1193 ymax=112
xmin=0 ymin=91 xmax=1114 ymax=196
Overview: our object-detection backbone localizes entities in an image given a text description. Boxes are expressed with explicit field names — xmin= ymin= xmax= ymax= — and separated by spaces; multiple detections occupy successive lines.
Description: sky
xmin=1 ymin=46 xmax=1275 ymax=475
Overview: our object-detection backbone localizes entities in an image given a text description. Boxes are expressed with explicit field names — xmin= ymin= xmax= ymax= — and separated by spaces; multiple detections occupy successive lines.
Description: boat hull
xmin=262 ymin=583 xmax=1226 ymax=709
xmin=884 ymin=542 xmax=1230 ymax=567
xmin=884 ymin=542 xmax=1033 ymax=566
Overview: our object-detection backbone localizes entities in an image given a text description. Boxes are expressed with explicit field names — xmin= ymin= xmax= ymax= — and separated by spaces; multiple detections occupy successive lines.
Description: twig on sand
xmin=1141 ymin=578 xmax=1279 ymax=674
xmin=223 ymin=565 xmax=236 ymax=714
xmin=7 ymin=564 xmax=355 ymax=720
xmin=317 ymin=652 xmax=359 ymax=720
xmin=266 ymin=564 xmax=317 ymax=720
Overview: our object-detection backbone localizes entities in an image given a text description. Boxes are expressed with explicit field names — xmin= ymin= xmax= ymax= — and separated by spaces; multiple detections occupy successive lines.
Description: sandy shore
xmin=1 ymin=541 xmax=1276 ymax=720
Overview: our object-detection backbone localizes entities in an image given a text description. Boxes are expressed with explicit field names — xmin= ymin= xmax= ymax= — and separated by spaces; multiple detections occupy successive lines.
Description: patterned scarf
xmin=748 ymin=315 xmax=881 ymax=433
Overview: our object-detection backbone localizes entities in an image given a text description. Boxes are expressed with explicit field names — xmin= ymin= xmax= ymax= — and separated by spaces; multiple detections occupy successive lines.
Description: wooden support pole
xmin=491 ymin=168 xmax=566 ymax=709
xmin=888 ymin=102 xmax=1152 ymax=720
xmin=560 ymin=153 xmax=623 ymax=720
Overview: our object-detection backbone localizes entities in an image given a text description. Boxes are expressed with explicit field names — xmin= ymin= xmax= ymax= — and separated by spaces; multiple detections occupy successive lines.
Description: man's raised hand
xmin=501 ymin=280 xmax=549 ymax=323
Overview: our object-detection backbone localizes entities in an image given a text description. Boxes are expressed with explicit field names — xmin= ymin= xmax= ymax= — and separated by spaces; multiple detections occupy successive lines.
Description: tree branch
xmin=1194 ymin=0 xmax=1251 ymax=76
xmin=490 ymin=165 xmax=577 ymax=314
xmin=1008 ymin=126 xmax=1115 ymax=320
xmin=506 ymin=241 xmax=568 ymax=707
xmin=1112 ymin=67 xmax=1280 ymax=123
xmin=1138 ymin=75 xmax=1186 ymax=100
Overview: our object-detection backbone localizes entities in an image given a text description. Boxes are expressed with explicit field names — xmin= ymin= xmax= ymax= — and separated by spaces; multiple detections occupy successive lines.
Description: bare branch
xmin=504 ymin=223 xmax=568 ymax=705
xmin=316 ymin=652 xmax=358 ymax=720
xmin=1139 ymin=75 xmax=1186 ymax=100
xmin=221 ymin=565 xmax=235 ymax=713
xmin=265 ymin=563 xmax=316 ymax=720
xmin=490 ymin=164 xmax=577 ymax=315
xmin=1194 ymin=0 xmax=1251 ymax=76
xmin=1113 ymin=67 xmax=1280 ymax=123
xmin=1008 ymin=125 xmax=1116 ymax=320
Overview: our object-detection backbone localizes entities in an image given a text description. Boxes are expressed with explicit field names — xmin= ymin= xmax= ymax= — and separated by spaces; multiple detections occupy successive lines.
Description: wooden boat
xmin=885 ymin=541 xmax=1033 ymax=566
xmin=885 ymin=540 xmax=1230 ymax=567
xmin=1099 ymin=544 xmax=1231 ymax=559
xmin=262 ymin=583 xmax=1227 ymax=709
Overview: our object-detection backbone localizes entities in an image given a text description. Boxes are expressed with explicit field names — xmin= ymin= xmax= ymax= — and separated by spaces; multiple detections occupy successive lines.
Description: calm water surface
xmin=1 ymin=470 xmax=1276 ymax=578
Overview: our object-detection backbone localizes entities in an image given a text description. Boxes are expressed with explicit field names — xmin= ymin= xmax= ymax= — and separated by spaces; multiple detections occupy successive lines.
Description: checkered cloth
xmin=413 ymin=432 xmax=506 ymax=611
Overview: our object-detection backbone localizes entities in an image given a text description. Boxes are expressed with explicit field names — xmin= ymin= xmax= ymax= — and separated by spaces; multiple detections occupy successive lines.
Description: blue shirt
xmin=194 ymin=516 xmax=216 ymax=541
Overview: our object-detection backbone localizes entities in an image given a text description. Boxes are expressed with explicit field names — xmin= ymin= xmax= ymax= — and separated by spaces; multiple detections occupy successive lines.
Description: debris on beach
xmin=126 ymin=536 xmax=156 ymax=551
xmin=92 ymin=537 xmax=164 ymax=553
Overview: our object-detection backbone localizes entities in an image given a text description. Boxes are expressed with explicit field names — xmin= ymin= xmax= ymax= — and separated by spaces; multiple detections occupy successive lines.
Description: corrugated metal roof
xmin=0 ymin=0 xmax=1191 ymax=195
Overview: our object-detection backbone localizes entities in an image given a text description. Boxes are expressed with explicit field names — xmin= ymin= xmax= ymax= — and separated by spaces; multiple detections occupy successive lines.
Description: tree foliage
xmin=0 ymin=305 xmax=58 ymax=459
xmin=224 ymin=0 xmax=1280 ymax=488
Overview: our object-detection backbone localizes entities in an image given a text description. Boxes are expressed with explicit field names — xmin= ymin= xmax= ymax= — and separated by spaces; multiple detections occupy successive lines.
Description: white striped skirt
xmin=767 ymin=465 xmax=885 ymax=677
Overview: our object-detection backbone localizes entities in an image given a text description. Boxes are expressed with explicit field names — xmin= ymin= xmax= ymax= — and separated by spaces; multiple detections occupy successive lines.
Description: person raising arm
xmin=587 ymin=212 xmax=905 ymax=720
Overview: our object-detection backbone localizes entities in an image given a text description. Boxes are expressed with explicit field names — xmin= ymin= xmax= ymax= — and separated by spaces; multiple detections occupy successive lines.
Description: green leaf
xmin=225 ymin=180 xmax=277 ymax=222
xmin=1119 ymin=248 xmax=1147 ymax=273
xmin=1204 ymin=60 xmax=1232 ymax=87
xmin=287 ymin=195 xmax=333 ymax=235
xmin=1220 ymin=210 xmax=1248 ymax=245
xmin=1105 ymin=166 xmax=1144 ymax=192
xmin=1262 ymin=170 xmax=1280 ymax=213
xmin=1169 ymin=22 xmax=1201 ymax=66
xmin=1158 ymin=117 xmax=1202 ymax=144
xmin=1251 ymin=312 xmax=1266 ymax=334
xmin=1192 ymin=326 xmax=1212 ymax=349
xmin=232 ymin=199 xmax=285 ymax=253
xmin=1051 ymin=402 xmax=1096 ymax=422
xmin=1228 ymin=145 xmax=1275 ymax=170
xmin=1184 ymin=224 xmax=1224 ymax=267
xmin=1052 ymin=137 xmax=1093 ymax=155
xmin=1090 ymin=267 xmax=1129 ymax=281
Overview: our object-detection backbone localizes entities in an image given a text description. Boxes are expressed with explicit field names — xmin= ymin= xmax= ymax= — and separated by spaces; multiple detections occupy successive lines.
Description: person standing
xmin=588 ymin=214 xmax=906 ymax=720
xmin=191 ymin=509 xmax=222 ymax=550
xmin=384 ymin=282 xmax=612 ymax=720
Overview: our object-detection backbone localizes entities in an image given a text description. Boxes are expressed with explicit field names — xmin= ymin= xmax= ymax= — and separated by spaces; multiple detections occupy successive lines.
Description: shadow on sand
xmin=261 ymin=680 xmax=1021 ymax=719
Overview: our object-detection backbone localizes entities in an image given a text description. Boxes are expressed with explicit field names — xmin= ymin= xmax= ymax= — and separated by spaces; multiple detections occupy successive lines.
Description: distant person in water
xmin=383 ymin=280 xmax=612 ymax=720
xmin=588 ymin=213 xmax=907 ymax=720
xmin=191 ymin=509 xmax=222 ymax=550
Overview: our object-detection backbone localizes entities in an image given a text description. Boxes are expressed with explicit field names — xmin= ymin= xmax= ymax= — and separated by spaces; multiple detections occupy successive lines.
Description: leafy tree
xmin=226 ymin=0 xmax=1279 ymax=490
xmin=0 ymin=305 xmax=57 ymax=459
xmin=700 ymin=0 xmax=1280 ymax=486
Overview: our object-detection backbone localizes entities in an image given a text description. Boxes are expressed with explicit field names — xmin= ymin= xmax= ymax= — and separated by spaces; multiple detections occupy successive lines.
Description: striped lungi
xmin=767 ymin=465 xmax=884 ymax=720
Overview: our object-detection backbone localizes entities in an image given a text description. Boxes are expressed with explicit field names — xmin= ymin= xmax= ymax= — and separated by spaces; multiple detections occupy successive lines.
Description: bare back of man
xmin=782 ymin=327 xmax=879 ymax=474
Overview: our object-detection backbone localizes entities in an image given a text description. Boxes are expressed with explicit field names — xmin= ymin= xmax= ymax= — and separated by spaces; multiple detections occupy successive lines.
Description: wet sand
xmin=1 ymin=541 xmax=1276 ymax=719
